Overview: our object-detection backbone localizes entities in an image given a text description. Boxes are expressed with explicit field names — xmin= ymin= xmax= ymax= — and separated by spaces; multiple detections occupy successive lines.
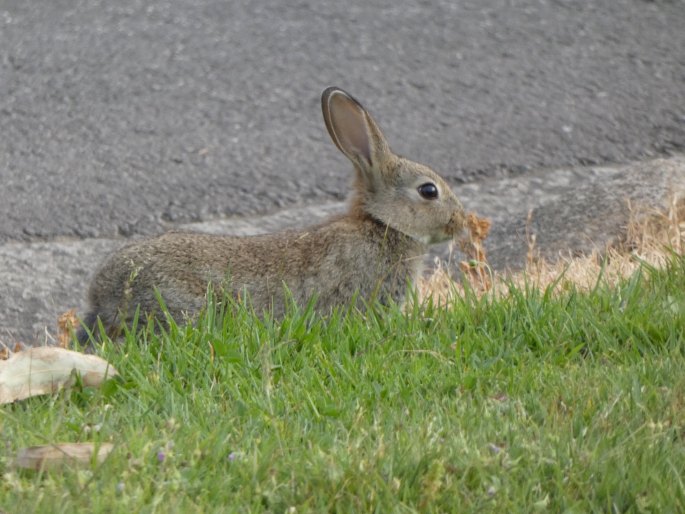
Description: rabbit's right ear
xmin=321 ymin=87 xmax=391 ymax=173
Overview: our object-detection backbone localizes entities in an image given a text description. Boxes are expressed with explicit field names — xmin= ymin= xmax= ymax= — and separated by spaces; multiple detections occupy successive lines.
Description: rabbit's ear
xmin=321 ymin=87 xmax=391 ymax=171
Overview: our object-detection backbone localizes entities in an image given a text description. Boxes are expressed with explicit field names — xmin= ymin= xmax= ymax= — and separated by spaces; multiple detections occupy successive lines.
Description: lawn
xmin=2 ymin=256 xmax=684 ymax=513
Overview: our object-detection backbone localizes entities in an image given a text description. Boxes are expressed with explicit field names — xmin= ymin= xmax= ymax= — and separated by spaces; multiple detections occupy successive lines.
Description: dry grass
xmin=420 ymin=194 xmax=685 ymax=303
xmin=56 ymin=309 xmax=79 ymax=349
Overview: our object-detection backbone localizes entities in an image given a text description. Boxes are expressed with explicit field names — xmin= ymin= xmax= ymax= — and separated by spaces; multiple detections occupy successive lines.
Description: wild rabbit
xmin=77 ymin=87 xmax=465 ymax=343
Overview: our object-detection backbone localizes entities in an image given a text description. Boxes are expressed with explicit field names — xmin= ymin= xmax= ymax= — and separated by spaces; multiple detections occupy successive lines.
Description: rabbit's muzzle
xmin=445 ymin=210 xmax=466 ymax=237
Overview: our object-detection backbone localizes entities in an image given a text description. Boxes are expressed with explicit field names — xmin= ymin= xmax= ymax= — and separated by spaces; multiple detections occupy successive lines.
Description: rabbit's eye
xmin=417 ymin=182 xmax=439 ymax=200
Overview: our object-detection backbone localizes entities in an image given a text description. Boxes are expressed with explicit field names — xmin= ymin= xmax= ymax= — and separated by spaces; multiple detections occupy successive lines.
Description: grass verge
xmin=2 ymin=197 xmax=684 ymax=513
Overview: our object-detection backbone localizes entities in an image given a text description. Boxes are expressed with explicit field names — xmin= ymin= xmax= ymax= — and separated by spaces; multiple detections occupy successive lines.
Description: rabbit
xmin=76 ymin=87 xmax=465 ymax=343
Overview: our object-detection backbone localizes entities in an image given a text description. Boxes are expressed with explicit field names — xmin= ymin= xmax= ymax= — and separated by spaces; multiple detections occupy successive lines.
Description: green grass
xmin=2 ymin=256 xmax=685 ymax=513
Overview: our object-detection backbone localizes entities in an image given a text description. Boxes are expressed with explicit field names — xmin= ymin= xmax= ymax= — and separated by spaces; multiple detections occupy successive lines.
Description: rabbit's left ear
xmin=321 ymin=87 xmax=391 ymax=172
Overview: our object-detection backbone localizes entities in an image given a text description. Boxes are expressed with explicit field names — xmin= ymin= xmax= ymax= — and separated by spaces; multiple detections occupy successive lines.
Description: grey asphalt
xmin=1 ymin=0 xmax=684 ymax=243
xmin=1 ymin=0 xmax=685 ymax=345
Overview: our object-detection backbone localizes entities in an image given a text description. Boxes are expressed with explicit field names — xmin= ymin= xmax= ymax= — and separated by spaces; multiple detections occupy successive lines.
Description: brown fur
xmin=77 ymin=88 xmax=465 ymax=342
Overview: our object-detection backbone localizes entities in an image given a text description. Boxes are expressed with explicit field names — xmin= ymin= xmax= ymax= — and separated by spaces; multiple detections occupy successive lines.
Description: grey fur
xmin=77 ymin=87 xmax=465 ymax=342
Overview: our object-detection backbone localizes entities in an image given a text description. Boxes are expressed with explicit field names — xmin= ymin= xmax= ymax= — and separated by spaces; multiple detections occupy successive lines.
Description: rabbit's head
xmin=322 ymin=87 xmax=465 ymax=245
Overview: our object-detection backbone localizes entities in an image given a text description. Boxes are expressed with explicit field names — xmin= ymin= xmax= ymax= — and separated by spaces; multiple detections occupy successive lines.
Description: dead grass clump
xmin=458 ymin=213 xmax=492 ymax=292
xmin=420 ymin=194 xmax=685 ymax=304
xmin=57 ymin=309 xmax=79 ymax=349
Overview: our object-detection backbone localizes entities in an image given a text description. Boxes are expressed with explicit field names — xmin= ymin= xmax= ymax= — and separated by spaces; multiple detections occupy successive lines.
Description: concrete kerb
xmin=1 ymin=156 xmax=683 ymax=346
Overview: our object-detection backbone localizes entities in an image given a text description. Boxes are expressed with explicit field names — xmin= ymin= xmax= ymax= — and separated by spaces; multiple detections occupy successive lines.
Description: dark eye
xmin=417 ymin=182 xmax=439 ymax=200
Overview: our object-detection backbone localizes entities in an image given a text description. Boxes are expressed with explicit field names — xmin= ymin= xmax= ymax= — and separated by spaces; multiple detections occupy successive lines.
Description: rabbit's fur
xmin=77 ymin=88 xmax=465 ymax=342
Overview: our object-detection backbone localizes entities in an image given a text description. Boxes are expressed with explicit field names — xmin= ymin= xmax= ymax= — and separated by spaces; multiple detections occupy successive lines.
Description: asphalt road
xmin=1 ymin=0 xmax=684 ymax=244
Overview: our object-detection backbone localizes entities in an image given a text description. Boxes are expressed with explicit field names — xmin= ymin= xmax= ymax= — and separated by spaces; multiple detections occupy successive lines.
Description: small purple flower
xmin=227 ymin=451 xmax=237 ymax=462
xmin=157 ymin=451 xmax=166 ymax=463
xmin=488 ymin=443 xmax=503 ymax=455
